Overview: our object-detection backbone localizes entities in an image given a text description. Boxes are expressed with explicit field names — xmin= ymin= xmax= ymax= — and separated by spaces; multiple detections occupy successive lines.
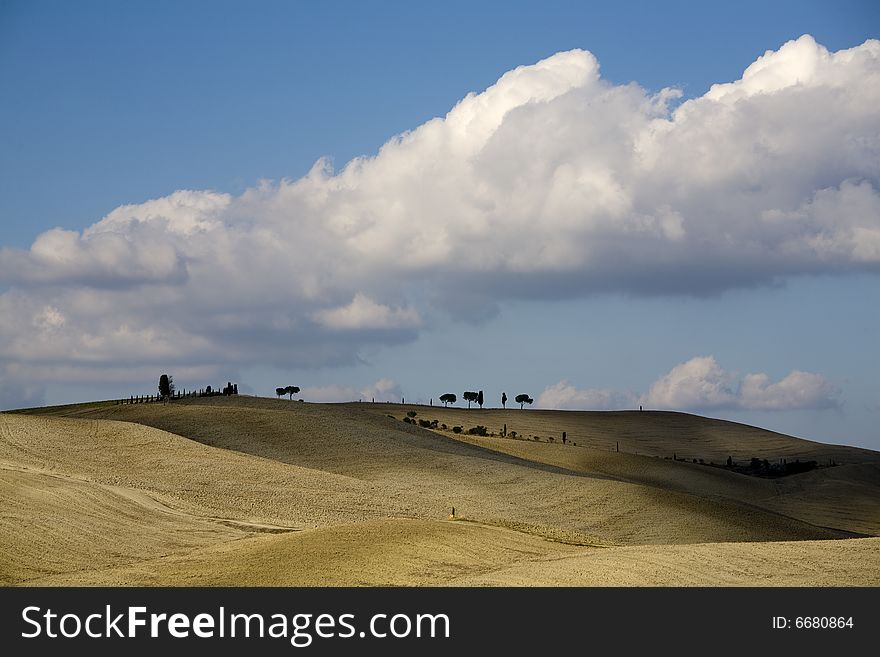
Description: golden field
xmin=2 ymin=396 xmax=878 ymax=586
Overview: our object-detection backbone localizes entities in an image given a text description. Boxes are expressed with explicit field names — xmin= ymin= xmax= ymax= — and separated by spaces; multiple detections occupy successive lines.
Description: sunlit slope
xmin=444 ymin=434 xmax=880 ymax=536
xmin=0 ymin=410 xmax=420 ymax=585
xmin=42 ymin=397 xmax=879 ymax=536
xmin=28 ymin=520 xmax=880 ymax=587
xmin=5 ymin=399 xmax=879 ymax=586
xmin=456 ymin=536 xmax=880 ymax=586
xmin=362 ymin=402 xmax=880 ymax=536
xmin=360 ymin=404 xmax=879 ymax=465
xmin=24 ymin=398 xmax=856 ymax=544
xmin=765 ymin=463 xmax=880 ymax=536
xmin=28 ymin=519 xmax=582 ymax=586
xmin=0 ymin=413 xmax=411 ymax=530
xmin=0 ymin=466 xmax=245 ymax=585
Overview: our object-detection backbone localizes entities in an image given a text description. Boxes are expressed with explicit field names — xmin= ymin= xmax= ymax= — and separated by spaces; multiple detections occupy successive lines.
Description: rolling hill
xmin=3 ymin=396 xmax=878 ymax=586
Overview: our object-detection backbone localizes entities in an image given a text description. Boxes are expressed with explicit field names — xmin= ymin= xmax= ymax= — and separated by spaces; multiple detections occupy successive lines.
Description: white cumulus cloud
xmin=537 ymin=380 xmax=638 ymax=410
xmin=539 ymin=356 xmax=840 ymax=413
xmin=644 ymin=356 xmax=739 ymax=410
xmin=737 ymin=370 xmax=840 ymax=411
xmin=643 ymin=356 xmax=840 ymax=411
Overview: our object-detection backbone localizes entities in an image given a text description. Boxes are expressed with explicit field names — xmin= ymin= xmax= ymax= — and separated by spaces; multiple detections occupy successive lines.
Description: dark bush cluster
xmin=744 ymin=457 xmax=820 ymax=477
xmin=710 ymin=455 xmax=825 ymax=477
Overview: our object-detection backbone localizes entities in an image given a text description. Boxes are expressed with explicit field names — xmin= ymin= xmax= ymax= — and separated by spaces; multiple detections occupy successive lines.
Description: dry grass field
xmin=3 ymin=396 xmax=879 ymax=586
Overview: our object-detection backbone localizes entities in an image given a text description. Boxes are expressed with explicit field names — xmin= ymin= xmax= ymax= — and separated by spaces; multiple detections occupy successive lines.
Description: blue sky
xmin=1 ymin=1 xmax=878 ymax=449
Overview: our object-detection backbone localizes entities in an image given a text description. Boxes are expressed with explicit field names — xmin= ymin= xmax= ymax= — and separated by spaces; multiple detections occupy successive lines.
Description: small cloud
xmin=537 ymin=380 xmax=638 ymax=410
xmin=360 ymin=378 xmax=403 ymax=403
xmin=298 ymin=384 xmax=359 ymax=403
xmin=311 ymin=294 xmax=422 ymax=331
xmin=299 ymin=378 xmax=403 ymax=403
xmin=33 ymin=306 xmax=66 ymax=332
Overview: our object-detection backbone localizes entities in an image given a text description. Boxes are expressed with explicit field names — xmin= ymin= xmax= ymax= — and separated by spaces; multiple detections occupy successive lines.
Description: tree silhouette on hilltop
xmin=515 ymin=393 xmax=533 ymax=409
xmin=158 ymin=374 xmax=174 ymax=400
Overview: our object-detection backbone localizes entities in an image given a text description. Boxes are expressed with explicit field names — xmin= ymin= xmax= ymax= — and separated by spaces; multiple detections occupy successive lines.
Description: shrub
xmin=452 ymin=426 xmax=462 ymax=434
xmin=407 ymin=411 xmax=417 ymax=418
xmin=441 ymin=423 xmax=447 ymax=430
xmin=466 ymin=425 xmax=488 ymax=436
xmin=403 ymin=417 xmax=413 ymax=424
xmin=418 ymin=419 xmax=432 ymax=428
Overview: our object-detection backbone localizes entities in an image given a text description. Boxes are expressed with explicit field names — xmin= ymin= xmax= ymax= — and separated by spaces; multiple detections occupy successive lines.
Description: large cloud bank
xmin=1 ymin=35 xmax=878 ymax=404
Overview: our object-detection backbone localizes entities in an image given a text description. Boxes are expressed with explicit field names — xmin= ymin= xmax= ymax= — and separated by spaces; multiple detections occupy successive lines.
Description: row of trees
xmin=438 ymin=391 xmax=533 ymax=409
xmin=276 ymin=385 xmax=300 ymax=400
xmin=157 ymin=375 xmax=535 ymax=409
xmin=156 ymin=374 xmax=238 ymax=401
